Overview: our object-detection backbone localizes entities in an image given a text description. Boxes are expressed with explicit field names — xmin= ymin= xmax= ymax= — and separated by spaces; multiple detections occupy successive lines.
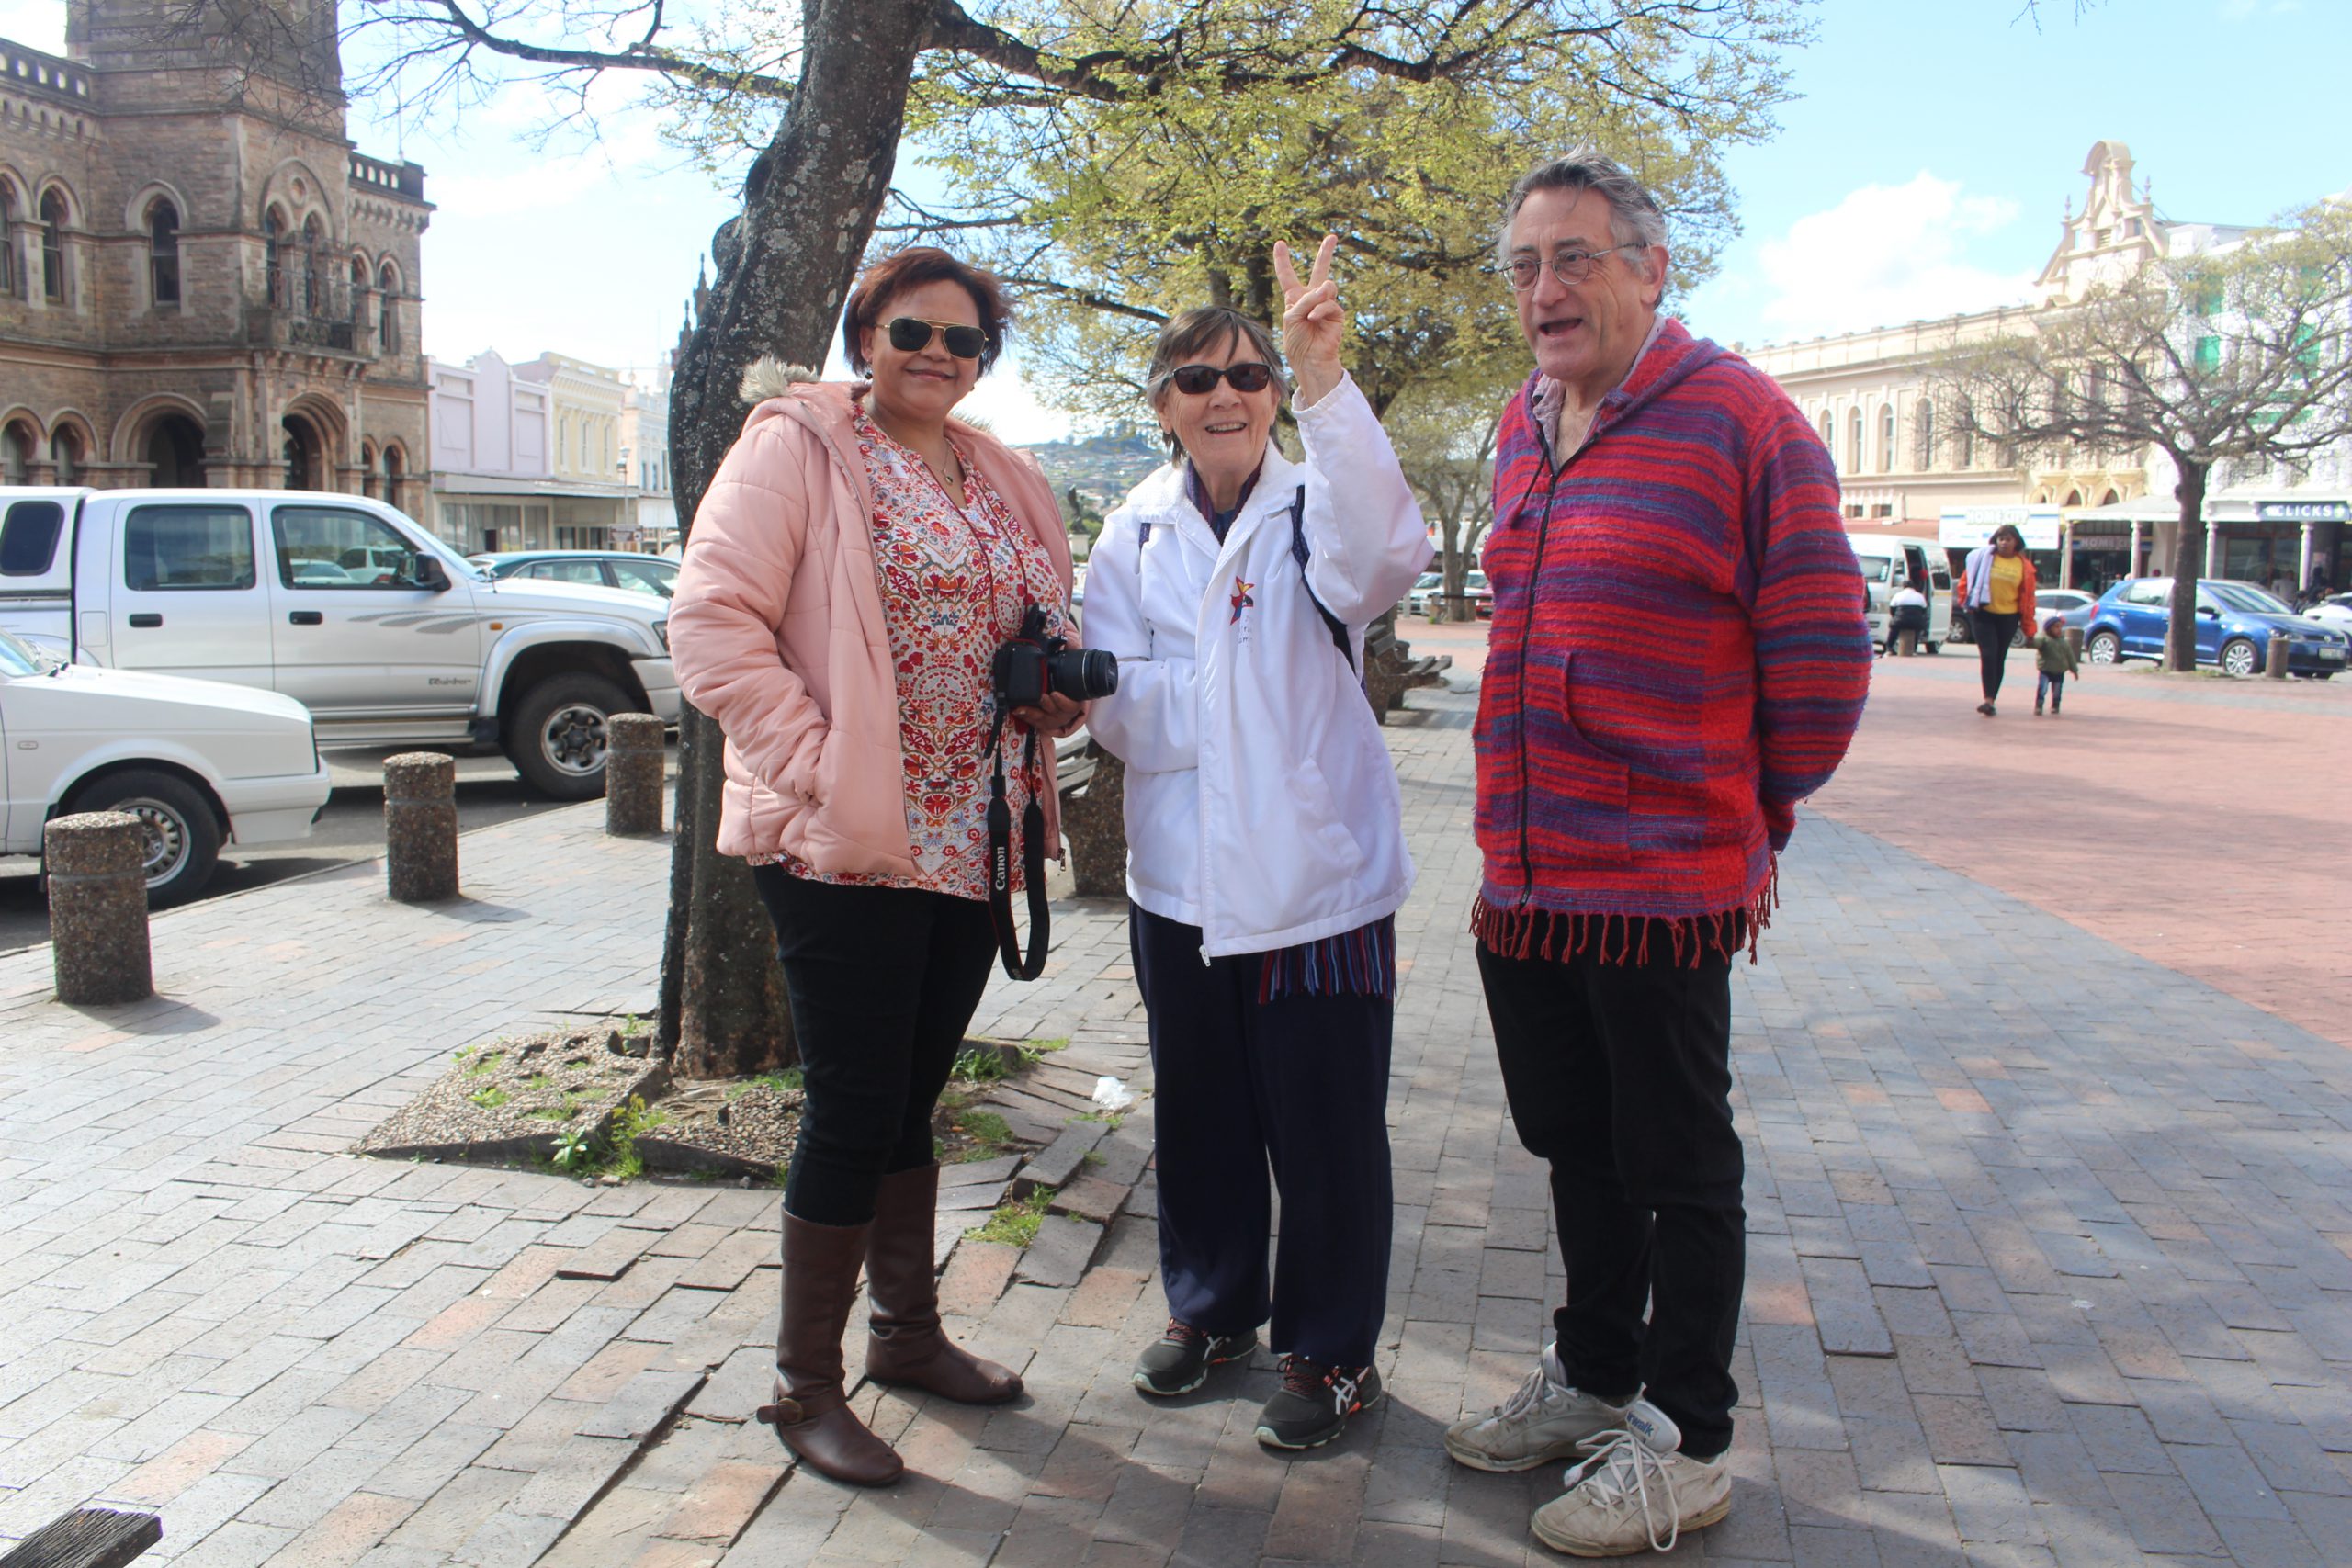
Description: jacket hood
xmin=739 ymin=357 xmax=821 ymax=403
xmin=1518 ymin=318 xmax=1726 ymax=451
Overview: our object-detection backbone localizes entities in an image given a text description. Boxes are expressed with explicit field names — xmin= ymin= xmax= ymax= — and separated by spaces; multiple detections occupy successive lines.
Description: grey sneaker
xmin=1531 ymin=1430 xmax=1731 ymax=1556
xmin=1443 ymin=1344 xmax=1680 ymax=1473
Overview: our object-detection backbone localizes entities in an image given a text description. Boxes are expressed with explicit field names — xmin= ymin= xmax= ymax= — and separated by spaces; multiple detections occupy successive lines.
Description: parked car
xmin=2081 ymin=577 xmax=2351 ymax=677
xmin=1403 ymin=570 xmax=1490 ymax=618
xmin=0 ymin=628 xmax=331 ymax=903
xmin=471 ymin=550 xmax=679 ymax=599
xmin=2303 ymin=592 xmax=2352 ymax=630
xmin=2036 ymin=587 xmax=2098 ymax=632
xmin=0 ymin=488 xmax=679 ymax=799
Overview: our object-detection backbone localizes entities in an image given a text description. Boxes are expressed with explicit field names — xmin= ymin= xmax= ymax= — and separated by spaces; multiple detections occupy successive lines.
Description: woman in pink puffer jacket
xmin=667 ymin=248 xmax=1082 ymax=1488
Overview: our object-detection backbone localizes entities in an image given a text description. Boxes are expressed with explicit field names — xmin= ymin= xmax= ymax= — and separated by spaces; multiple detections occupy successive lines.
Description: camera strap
xmin=984 ymin=711 xmax=1050 ymax=981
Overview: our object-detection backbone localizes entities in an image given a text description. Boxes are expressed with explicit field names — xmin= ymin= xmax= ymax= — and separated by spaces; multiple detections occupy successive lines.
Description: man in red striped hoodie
xmin=1444 ymin=152 xmax=1871 ymax=1557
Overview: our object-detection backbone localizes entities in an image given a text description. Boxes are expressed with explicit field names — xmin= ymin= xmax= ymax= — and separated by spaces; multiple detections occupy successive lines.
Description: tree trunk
xmin=657 ymin=0 xmax=935 ymax=1077
xmin=2163 ymin=462 xmax=2209 ymax=673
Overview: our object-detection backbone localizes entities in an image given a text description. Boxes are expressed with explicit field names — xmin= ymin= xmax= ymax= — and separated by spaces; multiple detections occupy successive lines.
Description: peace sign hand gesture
xmin=1272 ymin=233 xmax=1344 ymax=408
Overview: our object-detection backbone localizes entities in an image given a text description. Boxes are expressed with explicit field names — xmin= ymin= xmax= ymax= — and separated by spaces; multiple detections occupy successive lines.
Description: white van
xmin=1847 ymin=535 xmax=1953 ymax=652
xmin=0 ymin=487 xmax=679 ymax=798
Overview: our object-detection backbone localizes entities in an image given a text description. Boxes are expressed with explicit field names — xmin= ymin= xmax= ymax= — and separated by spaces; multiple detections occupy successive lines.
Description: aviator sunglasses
xmin=885 ymin=316 xmax=989 ymax=359
xmin=1167 ymin=361 xmax=1276 ymax=395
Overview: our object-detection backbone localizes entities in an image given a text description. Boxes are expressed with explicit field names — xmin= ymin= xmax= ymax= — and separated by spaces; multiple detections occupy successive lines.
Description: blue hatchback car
xmin=2082 ymin=577 xmax=2351 ymax=677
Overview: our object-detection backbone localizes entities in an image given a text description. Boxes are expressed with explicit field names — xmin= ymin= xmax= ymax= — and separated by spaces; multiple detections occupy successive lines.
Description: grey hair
xmin=1143 ymin=306 xmax=1290 ymax=455
xmin=1497 ymin=149 xmax=1669 ymax=265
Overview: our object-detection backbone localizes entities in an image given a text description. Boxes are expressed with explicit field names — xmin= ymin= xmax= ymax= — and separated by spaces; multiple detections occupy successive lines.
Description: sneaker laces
xmin=1565 ymin=1430 xmax=1682 ymax=1553
xmin=1160 ymin=1318 xmax=1205 ymax=1348
xmin=1277 ymin=1355 xmax=1329 ymax=1398
xmin=1489 ymin=1364 xmax=1555 ymax=1424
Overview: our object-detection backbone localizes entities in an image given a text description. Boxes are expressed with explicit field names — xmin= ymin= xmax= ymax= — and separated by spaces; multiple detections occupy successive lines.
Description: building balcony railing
xmin=2 ymin=40 xmax=92 ymax=106
xmin=249 ymin=272 xmax=374 ymax=355
xmin=349 ymin=152 xmax=430 ymax=205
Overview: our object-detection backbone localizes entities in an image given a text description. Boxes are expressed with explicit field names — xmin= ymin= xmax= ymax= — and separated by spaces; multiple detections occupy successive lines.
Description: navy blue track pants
xmin=1130 ymin=904 xmax=1395 ymax=1369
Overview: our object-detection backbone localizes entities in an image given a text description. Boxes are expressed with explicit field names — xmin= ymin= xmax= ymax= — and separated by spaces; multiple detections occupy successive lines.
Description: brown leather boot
xmin=757 ymin=1211 xmax=903 ymax=1486
xmin=865 ymin=1163 xmax=1024 ymax=1404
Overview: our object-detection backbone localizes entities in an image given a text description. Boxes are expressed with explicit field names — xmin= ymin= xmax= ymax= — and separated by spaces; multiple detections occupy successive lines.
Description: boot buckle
xmin=757 ymin=1397 xmax=808 ymax=1427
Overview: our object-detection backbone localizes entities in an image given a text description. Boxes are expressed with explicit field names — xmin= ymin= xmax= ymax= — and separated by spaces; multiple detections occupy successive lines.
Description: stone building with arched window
xmin=0 ymin=0 xmax=429 ymax=508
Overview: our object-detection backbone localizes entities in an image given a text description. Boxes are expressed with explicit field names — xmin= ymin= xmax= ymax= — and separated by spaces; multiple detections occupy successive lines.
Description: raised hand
xmin=1272 ymin=233 xmax=1344 ymax=407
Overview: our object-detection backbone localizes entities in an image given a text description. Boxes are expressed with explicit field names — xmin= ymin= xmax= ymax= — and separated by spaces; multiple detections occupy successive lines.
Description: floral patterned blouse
xmin=760 ymin=404 xmax=1067 ymax=900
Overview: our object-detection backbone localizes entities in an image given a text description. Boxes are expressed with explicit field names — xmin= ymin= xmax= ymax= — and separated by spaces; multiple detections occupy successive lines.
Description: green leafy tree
xmin=321 ymin=0 xmax=1809 ymax=1072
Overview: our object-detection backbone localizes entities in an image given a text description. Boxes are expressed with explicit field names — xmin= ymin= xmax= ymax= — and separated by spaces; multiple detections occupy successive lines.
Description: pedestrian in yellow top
xmin=1958 ymin=524 xmax=2038 ymax=716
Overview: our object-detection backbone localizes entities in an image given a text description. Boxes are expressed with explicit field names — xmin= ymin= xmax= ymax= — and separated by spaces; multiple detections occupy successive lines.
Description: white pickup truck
xmin=0 ymin=487 xmax=679 ymax=798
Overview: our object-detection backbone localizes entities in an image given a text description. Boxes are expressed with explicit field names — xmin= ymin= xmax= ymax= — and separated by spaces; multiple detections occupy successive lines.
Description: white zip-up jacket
xmin=1084 ymin=374 xmax=1433 ymax=957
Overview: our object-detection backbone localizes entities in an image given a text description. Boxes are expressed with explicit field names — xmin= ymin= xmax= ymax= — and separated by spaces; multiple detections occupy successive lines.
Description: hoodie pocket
xmin=1519 ymin=649 xmax=1630 ymax=856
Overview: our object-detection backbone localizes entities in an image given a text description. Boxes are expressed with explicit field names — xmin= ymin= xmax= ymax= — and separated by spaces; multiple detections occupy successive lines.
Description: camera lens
xmin=1047 ymin=648 xmax=1120 ymax=701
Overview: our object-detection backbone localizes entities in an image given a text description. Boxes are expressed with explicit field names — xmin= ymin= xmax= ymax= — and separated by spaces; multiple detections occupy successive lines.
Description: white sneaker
xmin=1531 ymin=1431 xmax=1731 ymax=1557
xmin=1442 ymin=1344 xmax=1679 ymax=1472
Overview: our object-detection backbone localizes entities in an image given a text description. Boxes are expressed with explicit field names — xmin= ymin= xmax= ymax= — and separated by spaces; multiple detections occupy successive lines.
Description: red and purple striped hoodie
xmin=1471 ymin=318 xmax=1871 ymax=964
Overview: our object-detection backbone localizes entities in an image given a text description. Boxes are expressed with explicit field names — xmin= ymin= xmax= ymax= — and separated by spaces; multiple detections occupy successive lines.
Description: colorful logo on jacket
xmin=1229 ymin=579 xmax=1256 ymax=624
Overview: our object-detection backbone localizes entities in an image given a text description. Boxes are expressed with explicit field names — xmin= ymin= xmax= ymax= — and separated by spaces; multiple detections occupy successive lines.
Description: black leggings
xmin=751 ymin=866 xmax=996 ymax=1226
xmin=1972 ymin=609 xmax=2019 ymax=701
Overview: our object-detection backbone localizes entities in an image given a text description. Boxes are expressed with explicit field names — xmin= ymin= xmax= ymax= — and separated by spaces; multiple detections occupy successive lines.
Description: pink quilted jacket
xmin=668 ymin=363 xmax=1074 ymax=874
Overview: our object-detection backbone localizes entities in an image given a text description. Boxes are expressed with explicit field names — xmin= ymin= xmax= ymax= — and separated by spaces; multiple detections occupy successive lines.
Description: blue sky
xmin=3 ymin=0 xmax=2345 ymax=440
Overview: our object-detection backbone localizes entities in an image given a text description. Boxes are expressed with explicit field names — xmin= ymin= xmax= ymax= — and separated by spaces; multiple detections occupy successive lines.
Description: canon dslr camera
xmin=991 ymin=604 xmax=1118 ymax=712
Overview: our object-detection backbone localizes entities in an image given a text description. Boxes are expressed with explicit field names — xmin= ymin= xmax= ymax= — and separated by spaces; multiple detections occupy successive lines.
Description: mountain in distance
xmin=1020 ymin=426 xmax=1166 ymax=527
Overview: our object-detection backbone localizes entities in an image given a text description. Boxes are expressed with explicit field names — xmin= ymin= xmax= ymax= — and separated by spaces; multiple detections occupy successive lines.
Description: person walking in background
xmin=1958 ymin=523 xmax=2036 ymax=715
xmin=2034 ymin=614 xmax=2080 ymax=716
xmin=667 ymin=247 xmax=1084 ymax=1487
xmin=1448 ymin=150 xmax=1871 ymax=1557
xmin=1084 ymin=237 xmax=1430 ymax=1452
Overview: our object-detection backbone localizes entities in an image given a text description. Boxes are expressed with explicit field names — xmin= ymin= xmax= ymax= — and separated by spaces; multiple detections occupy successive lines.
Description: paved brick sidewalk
xmin=1 ymin=675 xmax=2346 ymax=1565
xmin=1809 ymin=651 xmax=2352 ymax=1052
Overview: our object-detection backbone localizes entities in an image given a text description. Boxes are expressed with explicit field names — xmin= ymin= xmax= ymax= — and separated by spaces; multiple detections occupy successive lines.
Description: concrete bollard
xmin=383 ymin=752 xmax=458 ymax=901
xmin=2267 ymin=632 xmax=2290 ymax=680
xmin=1895 ymin=628 xmax=1919 ymax=657
xmin=605 ymin=713 xmax=666 ymax=836
xmin=2066 ymin=626 xmax=2085 ymax=658
xmin=45 ymin=812 xmax=153 ymax=1004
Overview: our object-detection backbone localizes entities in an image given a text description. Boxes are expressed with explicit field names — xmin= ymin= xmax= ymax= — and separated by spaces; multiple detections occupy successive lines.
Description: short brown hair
xmin=1144 ymin=307 xmax=1288 ymax=453
xmin=842 ymin=247 xmax=1012 ymax=376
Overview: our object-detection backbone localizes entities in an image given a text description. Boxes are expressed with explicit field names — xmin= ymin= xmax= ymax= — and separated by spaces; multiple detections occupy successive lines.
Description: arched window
xmin=1880 ymin=404 xmax=1895 ymax=473
xmin=2063 ymin=490 xmax=2082 ymax=508
xmin=1815 ymin=410 xmax=1832 ymax=451
xmin=382 ymin=444 xmax=404 ymax=502
xmin=349 ymin=258 xmax=367 ymax=325
xmin=1847 ymin=408 xmax=1862 ymax=474
xmin=51 ymin=426 xmax=80 ymax=484
xmin=148 ymin=199 xmax=181 ymax=305
xmin=0 ymin=184 xmax=17 ymax=299
xmin=1 ymin=421 xmax=33 ymax=484
xmin=264 ymin=209 xmax=286 ymax=305
xmin=2100 ymin=489 xmax=2120 ymax=507
xmin=377 ymin=263 xmax=398 ymax=351
xmin=300 ymin=216 xmax=322 ymax=314
xmin=1914 ymin=400 xmax=1936 ymax=470
xmin=40 ymin=188 xmax=68 ymax=302
xmin=359 ymin=440 xmax=378 ymax=498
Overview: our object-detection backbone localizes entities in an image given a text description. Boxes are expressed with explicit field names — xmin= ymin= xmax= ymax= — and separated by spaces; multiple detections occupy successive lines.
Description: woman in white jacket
xmin=1085 ymin=236 xmax=1431 ymax=1452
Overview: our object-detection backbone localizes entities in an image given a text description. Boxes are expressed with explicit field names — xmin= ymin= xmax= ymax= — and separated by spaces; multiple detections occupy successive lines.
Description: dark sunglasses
xmin=1168 ymin=361 xmax=1276 ymax=395
xmin=885 ymin=316 xmax=988 ymax=359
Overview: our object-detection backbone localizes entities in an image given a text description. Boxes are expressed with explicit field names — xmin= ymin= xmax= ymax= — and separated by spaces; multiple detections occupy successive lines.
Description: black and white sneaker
xmin=1133 ymin=1319 xmax=1257 ymax=1397
xmin=1254 ymin=1356 xmax=1382 ymax=1450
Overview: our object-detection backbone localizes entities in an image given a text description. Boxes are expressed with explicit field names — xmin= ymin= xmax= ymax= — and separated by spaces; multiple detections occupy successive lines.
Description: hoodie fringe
xmin=738 ymin=357 xmax=823 ymax=404
xmin=1469 ymin=863 xmax=1778 ymax=969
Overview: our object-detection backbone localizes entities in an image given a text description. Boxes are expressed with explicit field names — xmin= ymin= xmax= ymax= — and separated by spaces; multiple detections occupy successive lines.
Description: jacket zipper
xmin=1511 ymin=402 xmax=1607 ymax=908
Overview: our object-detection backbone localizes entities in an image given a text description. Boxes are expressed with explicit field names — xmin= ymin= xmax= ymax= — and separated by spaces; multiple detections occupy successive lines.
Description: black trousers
xmin=1972 ymin=609 xmax=2020 ymax=701
xmin=752 ymin=866 xmax=996 ymax=1227
xmin=1131 ymin=905 xmax=1395 ymax=1369
xmin=1476 ymin=929 xmax=1744 ymax=1460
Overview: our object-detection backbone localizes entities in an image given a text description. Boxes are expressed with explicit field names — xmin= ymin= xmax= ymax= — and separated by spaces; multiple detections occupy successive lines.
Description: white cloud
xmin=1750 ymin=173 xmax=2036 ymax=342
